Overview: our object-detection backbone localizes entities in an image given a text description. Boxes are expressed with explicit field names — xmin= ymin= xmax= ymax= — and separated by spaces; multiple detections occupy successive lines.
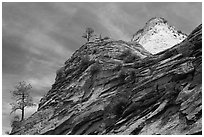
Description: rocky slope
xmin=10 ymin=19 xmax=202 ymax=135
xmin=132 ymin=17 xmax=187 ymax=54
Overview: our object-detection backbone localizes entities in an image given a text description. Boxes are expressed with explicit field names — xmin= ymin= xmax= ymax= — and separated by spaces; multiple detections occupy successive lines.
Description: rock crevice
xmin=10 ymin=20 xmax=202 ymax=135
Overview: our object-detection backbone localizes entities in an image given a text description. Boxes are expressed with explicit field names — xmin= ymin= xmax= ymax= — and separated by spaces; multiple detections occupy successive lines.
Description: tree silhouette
xmin=10 ymin=81 xmax=36 ymax=121
xmin=82 ymin=27 xmax=95 ymax=42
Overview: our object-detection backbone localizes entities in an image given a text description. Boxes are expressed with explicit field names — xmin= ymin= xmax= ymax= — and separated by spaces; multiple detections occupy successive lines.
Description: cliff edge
xmin=10 ymin=18 xmax=202 ymax=135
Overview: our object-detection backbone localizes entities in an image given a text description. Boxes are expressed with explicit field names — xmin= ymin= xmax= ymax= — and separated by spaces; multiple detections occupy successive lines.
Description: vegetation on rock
xmin=82 ymin=27 xmax=95 ymax=42
xmin=10 ymin=20 xmax=202 ymax=135
xmin=10 ymin=81 xmax=36 ymax=121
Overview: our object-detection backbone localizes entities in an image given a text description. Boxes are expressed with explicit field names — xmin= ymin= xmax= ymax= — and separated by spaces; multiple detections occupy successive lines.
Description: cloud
xmin=2 ymin=2 xmax=201 ymax=133
xmin=2 ymin=33 xmax=29 ymax=75
xmin=23 ymin=29 xmax=73 ymax=62
xmin=27 ymin=75 xmax=54 ymax=91
xmin=95 ymin=3 xmax=131 ymax=40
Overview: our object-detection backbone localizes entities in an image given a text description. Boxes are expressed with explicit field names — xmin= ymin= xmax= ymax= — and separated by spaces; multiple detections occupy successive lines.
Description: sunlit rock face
xmin=10 ymin=18 xmax=202 ymax=135
xmin=132 ymin=17 xmax=187 ymax=54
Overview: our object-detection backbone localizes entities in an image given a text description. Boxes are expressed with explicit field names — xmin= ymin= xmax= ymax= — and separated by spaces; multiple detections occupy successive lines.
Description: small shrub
xmin=162 ymin=51 xmax=174 ymax=59
xmin=119 ymin=49 xmax=140 ymax=63
xmin=56 ymin=66 xmax=65 ymax=79
xmin=118 ymin=70 xmax=127 ymax=83
xmin=133 ymin=61 xmax=142 ymax=68
xmin=163 ymin=49 xmax=179 ymax=59
xmin=80 ymin=55 xmax=95 ymax=70
xmin=163 ymin=19 xmax=167 ymax=23
xmin=132 ymin=29 xmax=144 ymax=40
xmin=124 ymin=54 xmax=139 ymax=63
xmin=11 ymin=115 xmax=21 ymax=129
xmin=112 ymin=63 xmax=122 ymax=72
xmin=110 ymin=96 xmax=129 ymax=118
xmin=114 ymin=101 xmax=127 ymax=117
xmin=119 ymin=49 xmax=132 ymax=59
xmin=90 ymin=62 xmax=101 ymax=76
xmin=92 ymin=49 xmax=97 ymax=54
xmin=103 ymin=36 xmax=110 ymax=40
xmin=82 ymin=77 xmax=93 ymax=100
xmin=128 ymin=69 xmax=136 ymax=81
xmin=141 ymin=57 xmax=156 ymax=67
xmin=5 ymin=131 xmax=10 ymax=135
xmin=81 ymin=55 xmax=91 ymax=66
xmin=177 ymin=30 xmax=182 ymax=33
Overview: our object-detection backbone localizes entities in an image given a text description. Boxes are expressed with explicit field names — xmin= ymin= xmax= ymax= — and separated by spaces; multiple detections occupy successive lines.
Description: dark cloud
xmin=2 ymin=34 xmax=29 ymax=75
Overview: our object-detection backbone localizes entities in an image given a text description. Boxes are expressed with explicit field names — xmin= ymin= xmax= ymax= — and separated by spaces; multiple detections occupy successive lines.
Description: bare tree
xmin=82 ymin=27 xmax=95 ymax=42
xmin=10 ymin=81 xmax=36 ymax=121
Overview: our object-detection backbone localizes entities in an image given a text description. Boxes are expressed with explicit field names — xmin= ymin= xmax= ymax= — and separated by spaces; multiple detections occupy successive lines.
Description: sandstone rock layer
xmin=132 ymin=17 xmax=187 ymax=54
xmin=11 ymin=21 xmax=202 ymax=135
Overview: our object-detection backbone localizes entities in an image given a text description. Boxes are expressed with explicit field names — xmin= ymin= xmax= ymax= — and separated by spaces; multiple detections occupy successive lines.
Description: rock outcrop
xmin=132 ymin=17 xmax=187 ymax=54
xmin=10 ymin=18 xmax=202 ymax=135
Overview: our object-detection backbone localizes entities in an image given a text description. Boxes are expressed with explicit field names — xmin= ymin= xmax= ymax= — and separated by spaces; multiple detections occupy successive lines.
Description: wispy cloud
xmin=23 ymin=29 xmax=72 ymax=61
xmin=94 ymin=3 xmax=131 ymax=41
xmin=2 ymin=2 xmax=201 ymax=133
xmin=27 ymin=75 xmax=54 ymax=91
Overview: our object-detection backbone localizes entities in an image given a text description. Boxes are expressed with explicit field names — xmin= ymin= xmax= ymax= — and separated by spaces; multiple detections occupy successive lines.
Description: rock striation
xmin=10 ymin=18 xmax=202 ymax=135
xmin=132 ymin=17 xmax=187 ymax=54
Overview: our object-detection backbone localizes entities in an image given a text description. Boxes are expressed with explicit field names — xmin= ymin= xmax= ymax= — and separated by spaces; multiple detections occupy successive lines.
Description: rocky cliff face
xmin=10 ymin=18 xmax=202 ymax=135
xmin=132 ymin=17 xmax=187 ymax=54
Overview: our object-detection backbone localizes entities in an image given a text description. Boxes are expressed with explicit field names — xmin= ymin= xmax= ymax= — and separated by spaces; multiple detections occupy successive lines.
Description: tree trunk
xmin=21 ymin=93 xmax=25 ymax=121
xmin=21 ymin=108 xmax=24 ymax=121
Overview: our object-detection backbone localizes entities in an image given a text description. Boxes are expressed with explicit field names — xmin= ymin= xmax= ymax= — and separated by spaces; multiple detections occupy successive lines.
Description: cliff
xmin=132 ymin=17 xmax=187 ymax=54
xmin=10 ymin=18 xmax=202 ymax=135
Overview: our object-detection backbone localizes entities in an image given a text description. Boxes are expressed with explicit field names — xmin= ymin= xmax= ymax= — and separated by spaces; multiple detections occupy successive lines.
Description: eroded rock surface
xmin=132 ymin=17 xmax=187 ymax=54
xmin=10 ymin=21 xmax=202 ymax=135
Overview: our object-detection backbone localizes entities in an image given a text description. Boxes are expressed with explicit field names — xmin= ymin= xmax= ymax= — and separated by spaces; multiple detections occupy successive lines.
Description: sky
xmin=2 ymin=2 xmax=202 ymax=134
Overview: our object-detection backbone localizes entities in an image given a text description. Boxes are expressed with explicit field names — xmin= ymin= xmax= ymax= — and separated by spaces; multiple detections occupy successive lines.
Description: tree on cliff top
xmin=82 ymin=27 xmax=95 ymax=42
xmin=10 ymin=81 xmax=36 ymax=121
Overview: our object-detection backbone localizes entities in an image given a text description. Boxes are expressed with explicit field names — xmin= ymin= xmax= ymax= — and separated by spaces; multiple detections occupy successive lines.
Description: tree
xmin=82 ymin=27 xmax=95 ymax=42
xmin=10 ymin=81 xmax=36 ymax=121
xmin=90 ymin=62 xmax=101 ymax=76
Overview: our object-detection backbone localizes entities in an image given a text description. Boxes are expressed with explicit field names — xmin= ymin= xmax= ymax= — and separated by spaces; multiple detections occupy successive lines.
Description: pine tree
xmin=82 ymin=27 xmax=95 ymax=42
xmin=10 ymin=81 xmax=36 ymax=121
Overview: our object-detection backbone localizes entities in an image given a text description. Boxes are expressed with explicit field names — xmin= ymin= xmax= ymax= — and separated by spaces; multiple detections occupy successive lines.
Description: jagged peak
xmin=132 ymin=17 xmax=169 ymax=41
xmin=11 ymin=23 xmax=202 ymax=135
xmin=132 ymin=17 xmax=187 ymax=54
xmin=145 ymin=17 xmax=168 ymax=27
